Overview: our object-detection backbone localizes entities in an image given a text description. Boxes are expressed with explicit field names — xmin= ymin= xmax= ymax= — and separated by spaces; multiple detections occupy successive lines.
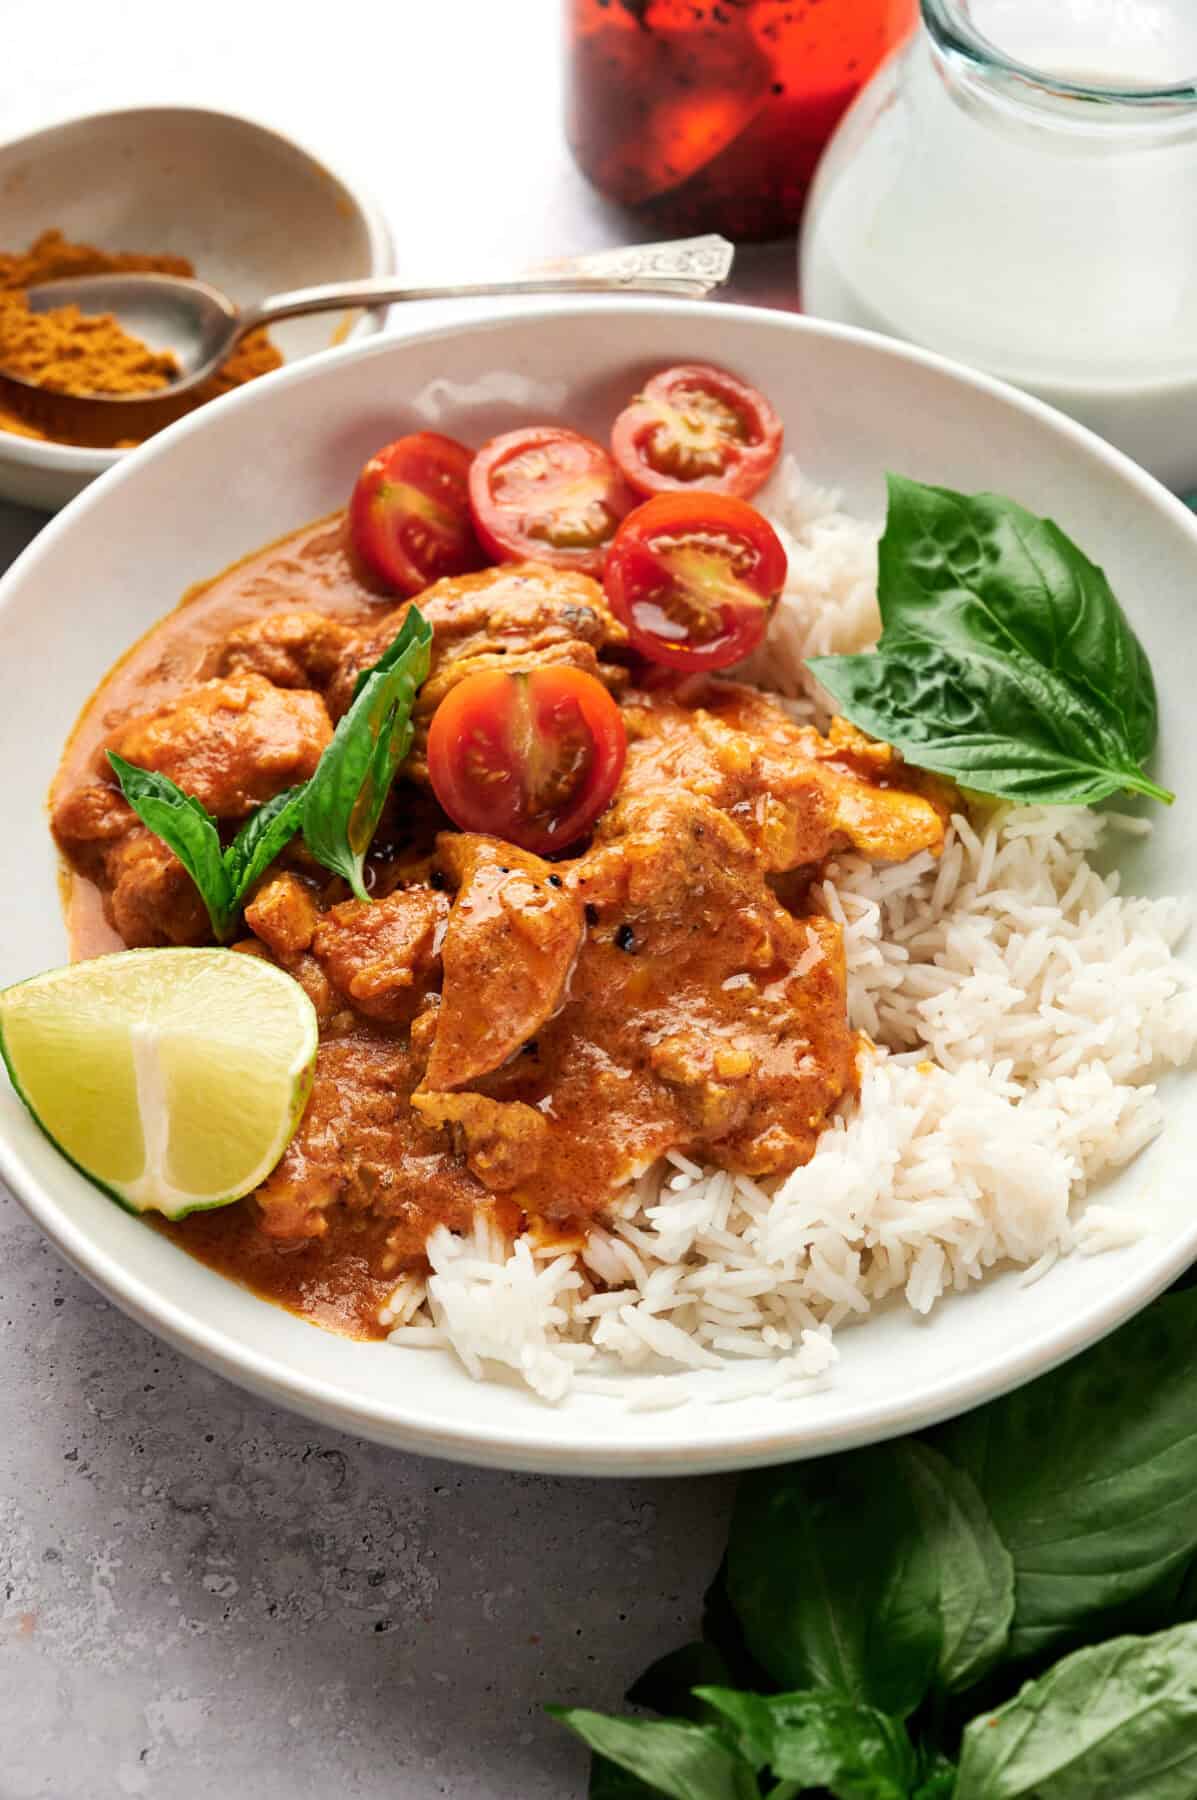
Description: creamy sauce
xmin=156 ymin=1207 xmax=400 ymax=1339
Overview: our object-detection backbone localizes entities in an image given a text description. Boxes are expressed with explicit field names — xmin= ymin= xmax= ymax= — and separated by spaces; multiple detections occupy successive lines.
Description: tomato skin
xmin=468 ymin=426 xmax=634 ymax=577
xmin=611 ymin=363 xmax=783 ymax=501
xmin=603 ymin=492 xmax=787 ymax=672
xmin=349 ymin=432 xmax=486 ymax=595
xmin=426 ymin=666 xmax=627 ymax=854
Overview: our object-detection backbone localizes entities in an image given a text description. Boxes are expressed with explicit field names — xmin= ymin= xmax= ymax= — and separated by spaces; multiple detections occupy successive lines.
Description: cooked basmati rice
xmin=381 ymin=461 xmax=1197 ymax=1404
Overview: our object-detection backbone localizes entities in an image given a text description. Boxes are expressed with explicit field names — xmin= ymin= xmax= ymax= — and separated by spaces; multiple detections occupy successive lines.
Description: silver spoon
xmin=0 ymin=235 xmax=734 ymax=441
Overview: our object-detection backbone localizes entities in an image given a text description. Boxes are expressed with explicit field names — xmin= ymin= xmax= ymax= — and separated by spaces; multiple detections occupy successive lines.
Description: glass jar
xmin=800 ymin=0 xmax=1197 ymax=489
xmin=565 ymin=0 xmax=917 ymax=242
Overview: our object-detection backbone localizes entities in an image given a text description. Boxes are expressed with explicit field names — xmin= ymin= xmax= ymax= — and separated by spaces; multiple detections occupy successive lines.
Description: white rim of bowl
xmin=0 ymin=101 xmax=395 ymax=474
xmin=2 ymin=297 xmax=1196 ymax=1474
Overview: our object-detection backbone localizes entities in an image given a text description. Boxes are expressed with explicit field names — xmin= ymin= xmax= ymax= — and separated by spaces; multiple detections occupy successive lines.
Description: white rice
xmin=381 ymin=460 xmax=1197 ymax=1405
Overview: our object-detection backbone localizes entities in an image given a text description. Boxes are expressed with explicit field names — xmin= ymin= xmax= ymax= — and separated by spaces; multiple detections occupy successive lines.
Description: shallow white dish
xmin=0 ymin=300 xmax=1194 ymax=1476
xmin=0 ymin=105 xmax=393 ymax=512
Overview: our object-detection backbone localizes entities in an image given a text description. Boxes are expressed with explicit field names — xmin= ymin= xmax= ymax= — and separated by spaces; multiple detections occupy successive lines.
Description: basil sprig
xmin=553 ymin=1287 xmax=1197 ymax=1798
xmin=808 ymin=476 xmax=1173 ymax=807
xmin=300 ymin=605 xmax=432 ymax=901
xmin=108 ymin=753 xmax=305 ymax=942
xmin=107 ymin=604 xmax=431 ymax=933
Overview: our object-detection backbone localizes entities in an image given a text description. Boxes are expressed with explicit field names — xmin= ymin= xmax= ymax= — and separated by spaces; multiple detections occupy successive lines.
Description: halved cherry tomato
xmin=349 ymin=431 xmax=487 ymax=595
xmin=468 ymin=426 xmax=634 ymax=577
xmin=603 ymin=492 xmax=786 ymax=672
xmin=611 ymin=363 xmax=783 ymax=500
xmin=426 ymin=666 xmax=627 ymax=854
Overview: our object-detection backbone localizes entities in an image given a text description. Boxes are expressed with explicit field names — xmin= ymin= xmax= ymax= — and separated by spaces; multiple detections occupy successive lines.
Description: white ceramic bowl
xmin=0 ymin=105 xmax=393 ymax=512
xmin=1 ymin=301 xmax=1195 ymax=1476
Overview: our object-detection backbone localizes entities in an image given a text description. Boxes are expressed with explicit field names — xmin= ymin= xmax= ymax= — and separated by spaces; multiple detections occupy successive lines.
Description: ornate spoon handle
xmin=240 ymin=236 xmax=736 ymax=332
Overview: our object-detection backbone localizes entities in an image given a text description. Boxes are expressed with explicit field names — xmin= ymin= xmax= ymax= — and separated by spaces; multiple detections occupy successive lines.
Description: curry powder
xmin=0 ymin=231 xmax=282 ymax=448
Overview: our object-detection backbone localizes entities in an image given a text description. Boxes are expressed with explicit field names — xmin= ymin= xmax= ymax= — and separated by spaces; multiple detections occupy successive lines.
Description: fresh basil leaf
xmin=876 ymin=477 xmax=1159 ymax=761
xmin=301 ymin=606 xmax=432 ymax=901
xmin=808 ymin=642 xmax=1169 ymax=806
xmin=726 ymin=1449 xmax=943 ymax=1718
xmin=899 ymin=1443 xmax=1013 ymax=1693
xmin=350 ymin=602 xmax=431 ymax=697
xmin=809 ymin=475 xmax=1172 ymax=807
xmin=913 ymin=1751 xmax=958 ymax=1800
xmin=107 ymin=752 xmax=235 ymax=940
xmin=954 ymin=1623 xmax=1197 ymax=1798
xmin=930 ymin=1289 xmax=1197 ymax=1664
xmin=550 ymin=1709 xmax=760 ymax=1800
xmin=695 ymin=1687 xmax=917 ymax=1798
xmin=592 ymin=1755 xmax=667 ymax=1799
xmin=223 ymin=784 xmax=306 ymax=904
xmin=629 ymin=1644 xmax=735 ymax=1725
xmin=110 ymin=755 xmax=308 ymax=941
xmin=685 ymin=1691 xmax=776 ymax=1773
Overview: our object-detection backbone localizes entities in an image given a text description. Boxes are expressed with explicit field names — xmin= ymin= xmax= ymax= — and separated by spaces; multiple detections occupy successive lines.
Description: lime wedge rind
xmin=0 ymin=948 xmax=318 ymax=1221
xmin=0 ymin=1023 xmax=150 ymax=1221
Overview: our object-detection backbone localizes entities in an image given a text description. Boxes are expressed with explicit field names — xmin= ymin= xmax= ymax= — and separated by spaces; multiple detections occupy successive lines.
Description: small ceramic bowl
xmin=0 ymin=105 xmax=393 ymax=512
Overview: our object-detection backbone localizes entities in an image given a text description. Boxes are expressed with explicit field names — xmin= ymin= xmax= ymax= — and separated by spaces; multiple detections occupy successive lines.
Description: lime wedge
xmin=0 ymin=949 xmax=318 ymax=1219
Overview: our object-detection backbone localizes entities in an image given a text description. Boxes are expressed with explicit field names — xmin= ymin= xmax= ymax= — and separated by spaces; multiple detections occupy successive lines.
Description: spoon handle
xmin=238 ymin=236 xmax=735 ymax=334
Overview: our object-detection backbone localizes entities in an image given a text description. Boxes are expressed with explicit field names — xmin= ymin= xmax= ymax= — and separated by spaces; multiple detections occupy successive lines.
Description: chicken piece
xmin=420 ymin=796 xmax=858 ymax=1215
xmin=243 ymin=871 xmax=321 ymax=960
xmin=410 ymin=1090 xmax=549 ymax=1192
xmin=311 ymin=886 xmax=449 ymax=1024
xmin=102 ymin=671 xmax=332 ymax=818
xmin=422 ymin=836 xmax=585 ymax=1091
xmin=817 ymin=717 xmax=958 ymax=861
xmin=612 ymin=678 xmax=948 ymax=871
xmin=218 ymin=610 xmax=357 ymax=690
xmin=105 ymin=828 xmax=212 ymax=948
xmin=234 ymin=937 xmax=340 ymax=1029
xmin=254 ymin=1036 xmax=481 ymax=1256
xmin=324 ymin=561 xmax=628 ymax=723
xmin=570 ymin=795 xmax=858 ymax=1178
xmin=52 ymin=781 xmax=211 ymax=947
xmin=51 ymin=781 xmax=140 ymax=884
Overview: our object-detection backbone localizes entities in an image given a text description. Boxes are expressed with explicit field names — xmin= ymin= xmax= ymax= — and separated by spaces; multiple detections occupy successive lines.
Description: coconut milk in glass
xmin=800 ymin=0 xmax=1197 ymax=488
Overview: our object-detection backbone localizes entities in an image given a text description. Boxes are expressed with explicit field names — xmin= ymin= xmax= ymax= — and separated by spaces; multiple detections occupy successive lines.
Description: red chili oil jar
xmin=565 ymin=0 xmax=917 ymax=242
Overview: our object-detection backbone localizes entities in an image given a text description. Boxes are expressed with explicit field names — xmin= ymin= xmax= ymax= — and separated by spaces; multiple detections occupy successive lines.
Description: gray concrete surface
xmin=0 ymin=1186 xmax=733 ymax=1797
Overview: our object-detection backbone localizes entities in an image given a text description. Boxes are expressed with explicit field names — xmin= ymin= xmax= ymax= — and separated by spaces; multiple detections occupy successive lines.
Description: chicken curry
xmin=51 ymin=404 xmax=948 ymax=1341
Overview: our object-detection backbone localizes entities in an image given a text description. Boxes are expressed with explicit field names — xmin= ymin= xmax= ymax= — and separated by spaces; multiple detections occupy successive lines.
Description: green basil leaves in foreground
xmin=955 ymin=1625 xmax=1197 ymax=1799
xmin=108 ymin=754 xmax=304 ymax=942
xmin=930 ymin=1288 xmax=1197 ymax=1665
xmin=696 ymin=1689 xmax=918 ymax=1796
xmin=108 ymin=605 xmax=431 ymax=932
xmin=725 ymin=1443 xmax=943 ymax=1718
xmin=301 ymin=605 xmax=432 ymax=901
xmin=550 ymin=1712 xmax=761 ymax=1800
xmin=553 ymin=1287 xmax=1197 ymax=1798
xmin=725 ymin=1441 xmax=1012 ymax=1722
xmin=808 ymin=476 xmax=1173 ymax=807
